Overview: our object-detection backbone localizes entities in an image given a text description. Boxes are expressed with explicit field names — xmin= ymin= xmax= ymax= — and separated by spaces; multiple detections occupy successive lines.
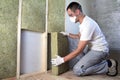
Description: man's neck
xmin=78 ymin=14 xmax=85 ymax=24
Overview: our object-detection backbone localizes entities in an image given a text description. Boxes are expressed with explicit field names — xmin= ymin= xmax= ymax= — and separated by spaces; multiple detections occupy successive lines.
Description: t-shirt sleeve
xmin=80 ymin=25 xmax=95 ymax=41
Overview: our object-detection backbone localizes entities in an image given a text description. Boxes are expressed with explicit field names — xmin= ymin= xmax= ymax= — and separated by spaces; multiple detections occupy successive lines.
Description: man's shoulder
xmin=85 ymin=16 xmax=99 ymax=28
xmin=84 ymin=16 xmax=95 ymax=24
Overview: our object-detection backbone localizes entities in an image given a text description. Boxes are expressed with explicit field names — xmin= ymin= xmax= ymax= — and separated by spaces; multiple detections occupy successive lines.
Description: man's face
xmin=67 ymin=9 xmax=76 ymax=17
xmin=67 ymin=9 xmax=79 ymax=23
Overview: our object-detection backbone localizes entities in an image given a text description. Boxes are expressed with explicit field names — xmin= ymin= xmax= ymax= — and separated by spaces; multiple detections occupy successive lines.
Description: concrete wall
xmin=93 ymin=0 xmax=120 ymax=72
xmin=75 ymin=0 xmax=120 ymax=50
xmin=0 ymin=0 xmax=18 ymax=79
xmin=92 ymin=0 xmax=120 ymax=50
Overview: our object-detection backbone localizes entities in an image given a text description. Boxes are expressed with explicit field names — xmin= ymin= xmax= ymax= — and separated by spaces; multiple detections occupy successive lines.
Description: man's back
xmin=79 ymin=16 xmax=109 ymax=52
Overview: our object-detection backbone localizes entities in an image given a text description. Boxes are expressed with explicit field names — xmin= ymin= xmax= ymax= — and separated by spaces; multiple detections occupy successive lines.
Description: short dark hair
xmin=67 ymin=2 xmax=82 ymax=12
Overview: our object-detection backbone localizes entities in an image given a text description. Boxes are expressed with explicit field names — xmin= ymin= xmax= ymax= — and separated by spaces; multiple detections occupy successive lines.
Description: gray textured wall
xmin=96 ymin=0 xmax=120 ymax=50
xmin=90 ymin=0 xmax=120 ymax=72
xmin=87 ymin=0 xmax=120 ymax=50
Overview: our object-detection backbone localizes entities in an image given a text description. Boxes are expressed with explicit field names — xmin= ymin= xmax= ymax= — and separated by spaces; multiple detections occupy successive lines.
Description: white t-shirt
xmin=79 ymin=16 xmax=109 ymax=52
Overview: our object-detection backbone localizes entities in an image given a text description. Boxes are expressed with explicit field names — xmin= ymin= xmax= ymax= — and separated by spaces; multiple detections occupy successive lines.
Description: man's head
xmin=67 ymin=2 xmax=83 ymax=23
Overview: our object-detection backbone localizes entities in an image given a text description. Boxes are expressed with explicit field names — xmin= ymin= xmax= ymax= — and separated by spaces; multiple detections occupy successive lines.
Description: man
xmin=51 ymin=2 xmax=118 ymax=76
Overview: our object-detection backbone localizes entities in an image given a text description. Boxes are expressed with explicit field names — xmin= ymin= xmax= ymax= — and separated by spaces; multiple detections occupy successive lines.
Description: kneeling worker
xmin=51 ymin=2 xmax=118 ymax=76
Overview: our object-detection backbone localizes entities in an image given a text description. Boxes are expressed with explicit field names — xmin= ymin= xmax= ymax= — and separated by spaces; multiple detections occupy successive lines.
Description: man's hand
xmin=51 ymin=55 xmax=64 ymax=66
xmin=60 ymin=32 xmax=69 ymax=36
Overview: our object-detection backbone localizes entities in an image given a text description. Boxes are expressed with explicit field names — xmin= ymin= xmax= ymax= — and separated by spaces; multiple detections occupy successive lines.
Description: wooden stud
xmin=16 ymin=0 xmax=22 ymax=79
xmin=40 ymin=32 xmax=48 ymax=73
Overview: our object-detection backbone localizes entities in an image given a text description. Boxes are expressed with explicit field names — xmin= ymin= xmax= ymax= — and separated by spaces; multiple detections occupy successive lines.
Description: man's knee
xmin=73 ymin=65 xmax=86 ymax=76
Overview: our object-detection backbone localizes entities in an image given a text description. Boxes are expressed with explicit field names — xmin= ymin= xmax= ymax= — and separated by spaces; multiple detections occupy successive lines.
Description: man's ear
xmin=76 ymin=9 xmax=80 ymax=15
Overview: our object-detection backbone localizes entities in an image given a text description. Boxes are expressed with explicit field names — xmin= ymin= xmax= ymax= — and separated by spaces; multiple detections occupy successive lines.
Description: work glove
xmin=51 ymin=55 xmax=64 ymax=66
xmin=60 ymin=31 xmax=69 ymax=36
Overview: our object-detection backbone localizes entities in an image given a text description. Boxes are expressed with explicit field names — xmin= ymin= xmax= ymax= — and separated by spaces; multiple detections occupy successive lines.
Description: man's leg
xmin=73 ymin=50 xmax=109 ymax=76
xmin=69 ymin=52 xmax=85 ymax=69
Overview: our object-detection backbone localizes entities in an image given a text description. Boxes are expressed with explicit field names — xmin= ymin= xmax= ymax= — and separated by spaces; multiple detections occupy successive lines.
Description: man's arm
xmin=64 ymin=40 xmax=88 ymax=62
xmin=60 ymin=32 xmax=80 ymax=39
xmin=69 ymin=32 xmax=81 ymax=39
xmin=51 ymin=36 xmax=88 ymax=66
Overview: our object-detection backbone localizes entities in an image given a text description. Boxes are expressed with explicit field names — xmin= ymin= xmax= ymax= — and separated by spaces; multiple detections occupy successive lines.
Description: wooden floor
xmin=3 ymin=71 xmax=120 ymax=80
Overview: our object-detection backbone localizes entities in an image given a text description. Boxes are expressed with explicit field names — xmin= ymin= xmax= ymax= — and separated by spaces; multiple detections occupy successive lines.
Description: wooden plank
xmin=40 ymin=32 xmax=47 ymax=73
xmin=17 ymin=0 xmax=22 ymax=79
xmin=51 ymin=32 xmax=69 ymax=75
xmin=40 ymin=0 xmax=48 ymax=73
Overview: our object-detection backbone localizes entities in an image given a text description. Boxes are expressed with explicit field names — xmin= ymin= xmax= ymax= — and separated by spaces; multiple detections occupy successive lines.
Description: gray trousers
xmin=68 ymin=37 xmax=109 ymax=76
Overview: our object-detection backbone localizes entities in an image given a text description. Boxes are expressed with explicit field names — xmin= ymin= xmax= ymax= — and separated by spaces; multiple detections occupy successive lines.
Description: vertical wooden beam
xmin=40 ymin=0 xmax=48 ymax=73
xmin=46 ymin=0 xmax=48 ymax=33
xmin=17 ymin=0 xmax=22 ymax=79
xmin=41 ymin=33 xmax=47 ymax=72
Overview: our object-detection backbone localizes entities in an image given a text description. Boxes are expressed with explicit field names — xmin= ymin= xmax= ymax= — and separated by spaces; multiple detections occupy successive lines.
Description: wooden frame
xmin=17 ymin=0 xmax=22 ymax=79
xmin=40 ymin=0 xmax=48 ymax=73
xmin=16 ymin=0 xmax=48 ymax=79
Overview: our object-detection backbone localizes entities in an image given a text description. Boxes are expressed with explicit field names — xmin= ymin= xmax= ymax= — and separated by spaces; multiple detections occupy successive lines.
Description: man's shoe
xmin=106 ymin=59 xmax=118 ymax=76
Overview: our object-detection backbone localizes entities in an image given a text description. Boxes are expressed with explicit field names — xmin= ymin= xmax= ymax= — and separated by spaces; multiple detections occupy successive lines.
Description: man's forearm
xmin=64 ymin=48 xmax=82 ymax=62
xmin=69 ymin=33 xmax=80 ymax=39
xmin=63 ymin=40 xmax=88 ymax=62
